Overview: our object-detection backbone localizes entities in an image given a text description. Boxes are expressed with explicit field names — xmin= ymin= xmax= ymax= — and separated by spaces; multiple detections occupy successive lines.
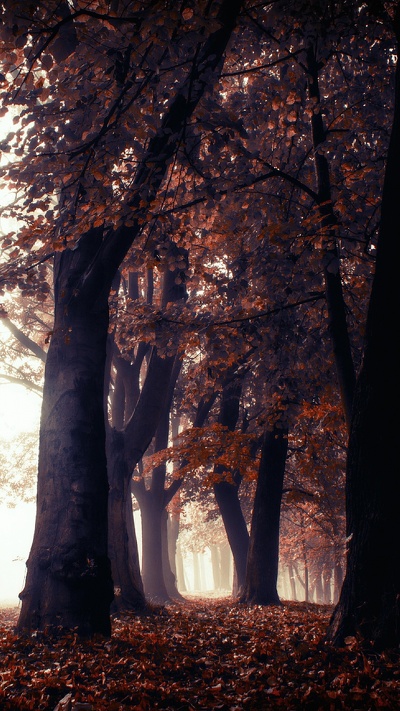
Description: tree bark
xmin=214 ymin=480 xmax=249 ymax=593
xmin=306 ymin=43 xmax=356 ymax=431
xmin=138 ymin=491 xmax=168 ymax=603
xmin=175 ymin=541 xmax=187 ymax=592
xmin=210 ymin=545 xmax=221 ymax=590
xmin=133 ymin=352 xmax=182 ymax=602
xmin=107 ymin=429 xmax=146 ymax=612
xmin=213 ymin=378 xmax=249 ymax=594
xmin=220 ymin=544 xmax=232 ymax=590
xmin=327 ymin=14 xmax=400 ymax=649
xmin=17 ymin=242 xmax=114 ymax=635
xmin=162 ymin=510 xmax=185 ymax=600
xmin=288 ymin=563 xmax=297 ymax=600
xmin=240 ymin=425 xmax=288 ymax=605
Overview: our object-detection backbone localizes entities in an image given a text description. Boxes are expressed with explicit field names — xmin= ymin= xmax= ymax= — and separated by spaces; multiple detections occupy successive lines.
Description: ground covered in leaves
xmin=0 ymin=599 xmax=399 ymax=710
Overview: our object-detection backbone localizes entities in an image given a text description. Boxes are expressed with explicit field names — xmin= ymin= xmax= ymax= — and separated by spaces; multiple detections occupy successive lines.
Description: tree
xmin=1 ymin=0 xmax=397 ymax=642
xmin=0 ymin=0 xmax=245 ymax=635
xmin=327 ymin=2 xmax=400 ymax=650
xmin=240 ymin=423 xmax=288 ymax=605
xmin=107 ymin=249 xmax=187 ymax=608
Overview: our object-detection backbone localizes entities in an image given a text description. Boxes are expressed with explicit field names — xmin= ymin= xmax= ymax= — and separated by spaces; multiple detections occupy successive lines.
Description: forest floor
xmin=0 ymin=598 xmax=399 ymax=710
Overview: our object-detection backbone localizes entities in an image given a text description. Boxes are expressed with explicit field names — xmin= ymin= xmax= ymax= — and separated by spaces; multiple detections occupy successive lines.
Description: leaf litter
xmin=0 ymin=599 xmax=399 ymax=710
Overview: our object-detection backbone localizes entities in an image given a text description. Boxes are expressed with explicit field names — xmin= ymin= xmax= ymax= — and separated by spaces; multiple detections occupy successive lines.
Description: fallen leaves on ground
xmin=0 ymin=599 xmax=399 ymax=710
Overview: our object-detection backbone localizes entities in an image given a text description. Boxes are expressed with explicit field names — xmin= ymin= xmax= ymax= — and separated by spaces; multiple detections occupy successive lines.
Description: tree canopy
xmin=0 ymin=0 xmax=399 ymax=648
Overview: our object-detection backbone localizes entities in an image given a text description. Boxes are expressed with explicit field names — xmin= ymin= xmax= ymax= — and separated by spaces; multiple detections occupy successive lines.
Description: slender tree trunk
xmin=193 ymin=551 xmax=202 ymax=591
xmin=327 ymin=16 xmax=400 ymax=650
xmin=322 ymin=565 xmax=332 ymax=604
xmin=139 ymin=491 xmax=168 ymax=603
xmin=304 ymin=557 xmax=309 ymax=603
xmin=220 ymin=544 xmax=232 ymax=590
xmin=307 ymin=43 xmax=356 ymax=430
xmin=162 ymin=510 xmax=185 ymax=600
xmin=333 ymin=561 xmax=343 ymax=605
xmin=135 ymin=353 xmax=183 ymax=602
xmin=214 ymin=481 xmax=249 ymax=593
xmin=17 ymin=246 xmax=114 ymax=635
xmin=213 ymin=378 xmax=249 ymax=594
xmin=175 ymin=541 xmax=187 ymax=592
xmin=107 ymin=430 xmax=145 ymax=612
xmin=288 ymin=563 xmax=297 ymax=600
xmin=210 ymin=545 xmax=221 ymax=591
xmin=240 ymin=425 xmax=288 ymax=605
xmin=314 ymin=570 xmax=324 ymax=604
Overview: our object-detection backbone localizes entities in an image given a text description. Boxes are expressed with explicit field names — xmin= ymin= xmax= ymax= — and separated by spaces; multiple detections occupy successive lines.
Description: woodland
xmin=0 ymin=0 xmax=399 ymax=708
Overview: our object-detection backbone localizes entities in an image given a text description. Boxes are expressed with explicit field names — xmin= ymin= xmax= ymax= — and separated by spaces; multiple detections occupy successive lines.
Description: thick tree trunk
xmin=327 ymin=19 xmax=400 ymax=650
xmin=240 ymin=425 xmax=288 ymax=605
xmin=17 ymin=247 xmax=114 ymax=635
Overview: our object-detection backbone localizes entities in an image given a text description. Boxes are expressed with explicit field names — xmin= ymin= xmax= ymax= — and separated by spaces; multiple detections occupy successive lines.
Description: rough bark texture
xmin=327 ymin=17 xmax=400 ymax=649
xmin=240 ymin=425 xmax=288 ymax=605
xmin=17 ymin=242 xmax=114 ymax=635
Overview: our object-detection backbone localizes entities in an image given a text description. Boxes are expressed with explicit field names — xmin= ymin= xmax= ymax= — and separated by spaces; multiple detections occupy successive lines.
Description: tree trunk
xmin=240 ymin=425 xmax=288 ymax=605
xmin=220 ymin=544 xmax=232 ymax=590
xmin=139 ymin=492 xmax=168 ymax=603
xmin=193 ymin=551 xmax=202 ymax=591
xmin=322 ymin=565 xmax=332 ymax=604
xmin=214 ymin=481 xmax=249 ymax=594
xmin=175 ymin=541 xmax=187 ymax=593
xmin=333 ymin=561 xmax=343 ymax=605
xmin=107 ymin=429 xmax=145 ymax=612
xmin=307 ymin=43 xmax=356 ymax=431
xmin=327 ymin=16 xmax=400 ymax=650
xmin=210 ymin=545 xmax=221 ymax=591
xmin=213 ymin=378 xmax=249 ymax=594
xmin=134 ymin=352 xmax=183 ymax=603
xmin=162 ymin=510 xmax=185 ymax=600
xmin=17 ymin=246 xmax=114 ymax=636
xmin=288 ymin=563 xmax=297 ymax=600
xmin=314 ymin=569 xmax=324 ymax=604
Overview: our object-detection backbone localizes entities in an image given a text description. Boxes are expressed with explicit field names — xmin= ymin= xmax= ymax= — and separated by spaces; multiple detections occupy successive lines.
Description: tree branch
xmin=1 ymin=317 xmax=47 ymax=362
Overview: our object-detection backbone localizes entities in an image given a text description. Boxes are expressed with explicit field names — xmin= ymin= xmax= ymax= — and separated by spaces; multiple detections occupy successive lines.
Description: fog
xmin=0 ymin=502 xmax=36 ymax=606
